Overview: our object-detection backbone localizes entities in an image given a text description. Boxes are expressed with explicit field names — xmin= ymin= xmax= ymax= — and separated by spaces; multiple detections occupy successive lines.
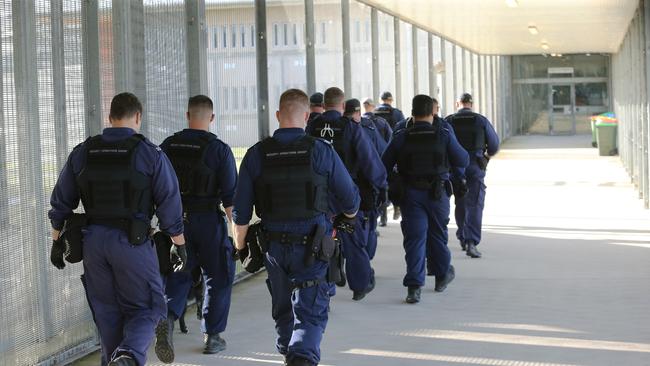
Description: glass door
xmin=548 ymin=84 xmax=576 ymax=135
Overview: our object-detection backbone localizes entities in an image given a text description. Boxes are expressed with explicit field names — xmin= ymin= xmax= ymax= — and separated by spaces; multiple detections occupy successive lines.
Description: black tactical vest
xmin=253 ymin=136 xmax=329 ymax=221
xmin=76 ymin=134 xmax=153 ymax=224
xmin=164 ymin=132 xmax=221 ymax=201
xmin=450 ymin=113 xmax=486 ymax=151
xmin=308 ymin=115 xmax=357 ymax=179
xmin=396 ymin=123 xmax=449 ymax=189
xmin=374 ymin=105 xmax=397 ymax=129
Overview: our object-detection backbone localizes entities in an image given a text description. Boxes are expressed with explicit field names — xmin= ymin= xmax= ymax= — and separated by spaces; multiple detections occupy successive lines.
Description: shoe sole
xmin=203 ymin=343 xmax=226 ymax=354
xmin=435 ymin=272 xmax=456 ymax=293
xmin=155 ymin=323 xmax=174 ymax=364
xmin=405 ymin=297 xmax=420 ymax=304
xmin=466 ymin=252 xmax=482 ymax=258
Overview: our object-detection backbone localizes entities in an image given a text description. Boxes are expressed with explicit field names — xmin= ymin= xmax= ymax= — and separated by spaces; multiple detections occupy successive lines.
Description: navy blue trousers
xmin=82 ymin=225 xmax=166 ymax=366
xmin=400 ymin=188 xmax=451 ymax=287
xmin=265 ymin=241 xmax=330 ymax=364
xmin=366 ymin=209 xmax=379 ymax=260
xmin=165 ymin=211 xmax=234 ymax=335
xmin=454 ymin=164 xmax=487 ymax=246
xmin=337 ymin=211 xmax=372 ymax=292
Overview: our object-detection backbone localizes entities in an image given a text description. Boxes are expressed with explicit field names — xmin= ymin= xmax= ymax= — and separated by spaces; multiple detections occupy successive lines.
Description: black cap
xmin=309 ymin=92 xmax=324 ymax=105
xmin=380 ymin=91 xmax=393 ymax=100
xmin=412 ymin=94 xmax=434 ymax=117
xmin=344 ymin=98 xmax=361 ymax=114
xmin=458 ymin=93 xmax=473 ymax=104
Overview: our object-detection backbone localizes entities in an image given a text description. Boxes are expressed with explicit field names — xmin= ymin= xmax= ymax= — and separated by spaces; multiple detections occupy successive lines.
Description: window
xmin=241 ymin=25 xmax=246 ymax=47
xmin=251 ymin=25 xmax=255 ymax=47
xmin=321 ymin=22 xmax=326 ymax=44
xmin=231 ymin=25 xmax=237 ymax=47
xmin=273 ymin=23 xmax=279 ymax=46
xmin=293 ymin=23 xmax=298 ymax=45
xmin=232 ymin=87 xmax=239 ymax=110
xmin=283 ymin=23 xmax=288 ymax=46
xmin=223 ymin=87 xmax=229 ymax=110
xmin=242 ymin=86 xmax=248 ymax=110
xmin=222 ymin=25 xmax=227 ymax=48
xmin=355 ymin=20 xmax=361 ymax=43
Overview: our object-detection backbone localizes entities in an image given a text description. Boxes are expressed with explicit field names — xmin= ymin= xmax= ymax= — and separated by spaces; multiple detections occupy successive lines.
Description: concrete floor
xmin=75 ymin=134 xmax=650 ymax=366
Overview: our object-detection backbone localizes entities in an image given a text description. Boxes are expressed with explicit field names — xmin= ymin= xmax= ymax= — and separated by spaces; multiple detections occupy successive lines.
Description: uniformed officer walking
xmin=362 ymin=98 xmax=393 ymax=145
xmin=307 ymin=87 xmax=387 ymax=301
xmin=344 ymin=98 xmax=387 ymax=261
xmin=233 ymin=89 xmax=360 ymax=366
xmin=155 ymin=95 xmax=238 ymax=361
xmin=308 ymin=92 xmax=324 ymax=124
xmin=374 ymin=91 xmax=405 ymax=129
xmin=446 ymin=93 xmax=499 ymax=258
xmin=382 ymin=95 xmax=469 ymax=304
xmin=48 ymin=93 xmax=185 ymax=366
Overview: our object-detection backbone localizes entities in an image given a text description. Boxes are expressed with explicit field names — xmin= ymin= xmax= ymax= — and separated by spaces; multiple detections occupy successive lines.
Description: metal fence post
xmin=0 ymin=6 xmax=7 ymax=230
xmin=305 ymin=0 xmax=316 ymax=95
xmin=341 ymin=0 xmax=352 ymax=94
xmin=428 ymin=33 xmax=436 ymax=100
xmin=439 ymin=38 xmax=446 ymax=114
xmin=82 ymin=0 xmax=102 ymax=136
xmin=394 ymin=17 xmax=401 ymax=109
xmin=255 ymin=0 xmax=270 ymax=139
xmin=51 ymin=0 xmax=69 ymax=170
xmin=186 ymin=0 xmax=208 ymax=97
xmin=644 ymin=0 xmax=650 ymax=207
xmin=12 ymin=0 xmax=52 ymax=339
xmin=371 ymin=8 xmax=379 ymax=101
xmin=412 ymin=26 xmax=418 ymax=94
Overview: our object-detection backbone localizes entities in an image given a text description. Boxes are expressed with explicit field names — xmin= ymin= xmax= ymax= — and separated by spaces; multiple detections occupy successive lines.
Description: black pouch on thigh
xmin=129 ymin=219 xmax=151 ymax=245
xmin=327 ymin=239 xmax=343 ymax=283
xmin=62 ymin=213 xmax=88 ymax=263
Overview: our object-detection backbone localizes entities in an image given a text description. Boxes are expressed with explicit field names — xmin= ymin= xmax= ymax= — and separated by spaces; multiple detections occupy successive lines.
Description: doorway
xmin=548 ymin=84 xmax=576 ymax=135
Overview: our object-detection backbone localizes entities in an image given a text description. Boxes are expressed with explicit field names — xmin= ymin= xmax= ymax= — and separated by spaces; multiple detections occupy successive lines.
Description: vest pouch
xmin=327 ymin=239 xmax=343 ymax=283
xmin=428 ymin=180 xmax=443 ymax=200
xmin=476 ymin=155 xmax=489 ymax=171
xmin=62 ymin=213 xmax=88 ymax=263
xmin=129 ymin=219 xmax=151 ymax=245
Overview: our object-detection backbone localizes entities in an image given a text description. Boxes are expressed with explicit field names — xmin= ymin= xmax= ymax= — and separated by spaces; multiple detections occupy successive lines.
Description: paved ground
xmin=75 ymin=134 xmax=650 ymax=366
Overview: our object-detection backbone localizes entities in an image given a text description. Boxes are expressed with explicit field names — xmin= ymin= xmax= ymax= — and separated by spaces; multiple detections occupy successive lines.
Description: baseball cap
xmin=309 ymin=92 xmax=324 ymax=105
xmin=344 ymin=98 xmax=361 ymax=114
xmin=380 ymin=91 xmax=393 ymax=100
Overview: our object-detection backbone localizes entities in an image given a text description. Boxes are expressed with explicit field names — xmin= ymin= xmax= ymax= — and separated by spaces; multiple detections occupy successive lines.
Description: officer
xmin=393 ymin=97 xmax=443 ymax=133
xmin=382 ymin=95 xmax=469 ymax=304
xmin=362 ymin=98 xmax=392 ymax=228
xmin=374 ymin=91 xmax=405 ymax=129
xmin=307 ymin=87 xmax=387 ymax=301
xmin=446 ymin=93 xmax=500 ymax=258
xmin=233 ymin=89 xmax=360 ymax=366
xmin=48 ymin=93 xmax=185 ymax=366
xmin=344 ymin=98 xmax=386 ymax=261
xmin=156 ymin=95 xmax=238 ymax=360
xmin=308 ymin=92 xmax=324 ymax=124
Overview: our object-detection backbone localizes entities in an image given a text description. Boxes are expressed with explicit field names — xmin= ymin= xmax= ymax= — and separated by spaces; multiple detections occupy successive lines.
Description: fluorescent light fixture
xmin=528 ymin=26 xmax=539 ymax=35
xmin=550 ymin=53 xmax=557 ymax=57
xmin=506 ymin=0 xmax=519 ymax=7
xmin=541 ymin=43 xmax=549 ymax=50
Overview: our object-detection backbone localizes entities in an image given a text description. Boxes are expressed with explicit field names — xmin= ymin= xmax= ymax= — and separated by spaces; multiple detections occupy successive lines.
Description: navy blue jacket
xmin=358 ymin=117 xmax=388 ymax=155
xmin=306 ymin=110 xmax=387 ymax=190
xmin=233 ymin=128 xmax=360 ymax=234
xmin=445 ymin=108 xmax=500 ymax=158
xmin=382 ymin=121 xmax=469 ymax=181
xmin=160 ymin=129 xmax=238 ymax=208
xmin=48 ymin=127 xmax=184 ymax=236
xmin=375 ymin=103 xmax=405 ymax=126
xmin=363 ymin=112 xmax=392 ymax=144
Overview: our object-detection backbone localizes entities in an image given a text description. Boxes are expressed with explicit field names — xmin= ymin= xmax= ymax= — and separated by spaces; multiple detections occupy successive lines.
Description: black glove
xmin=333 ymin=214 xmax=356 ymax=234
xmin=170 ymin=244 xmax=187 ymax=272
xmin=229 ymin=236 xmax=240 ymax=261
xmin=453 ymin=178 xmax=469 ymax=198
xmin=50 ymin=238 xmax=66 ymax=270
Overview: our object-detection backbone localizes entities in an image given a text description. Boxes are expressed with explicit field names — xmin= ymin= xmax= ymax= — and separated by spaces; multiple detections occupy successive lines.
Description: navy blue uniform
xmin=49 ymin=127 xmax=183 ymax=366
xmin=233 ymin=128 xmax=359 ymax=364
xmin=374 ymin=103 xmax=405 ymax=129
xmin=382 ymin=121 xmax=468 ymax=287
xmin=160 ymin=129 xmax=237 ymax=336
xmin=446 ymin=108 xmax=499 ymax=247
xmin=307 ymin=110 xmax=387 ymax=295
xmin=363 ymin=112 xmax=393 ymax=145
xmin=308 ymin=111 xmax=321 ymax=125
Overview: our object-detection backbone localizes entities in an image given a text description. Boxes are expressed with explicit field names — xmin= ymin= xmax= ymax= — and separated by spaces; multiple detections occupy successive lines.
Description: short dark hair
xmin=279 ymin=88 xmax=309 ymax=111
xmin=188 ymin=94 xmax=213 ymax=112
xmin=109 ymin=92 xmax=142 ymax=121
xmin=432 ymin=97 xmax=439 ymax=106
xmin=411 ymin=94 xmax=434 ymax=117
xmin=458 ymin=93 xmax=473 ymax=104
xmin=324 ymin=87 xmax=345 ymax=107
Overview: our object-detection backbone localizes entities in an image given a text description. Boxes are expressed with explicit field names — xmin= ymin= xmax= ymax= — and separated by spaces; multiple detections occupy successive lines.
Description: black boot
xmin=392 ymin=205 xmax=401 ymax=220
xmin=435 ymin=265 xmax=455 ymax=292
xmin=353 ymin=269 xmax=375 ymax=301
xmin=405 ymin=286 xmax=421 ymax=304
xmin=335 ymin=265 xmax=347 ymax=287
xmin=379 ymin=206 xmax=388 ymax=227
xmin=204 ymin=333 xmax=227 ymax=354
xmin=108 ymin=354 xmax=136 ymax=366
xmin=466 ymin=242 xmax=482 ymax=258
xmin=460 ymin=241 xmax=467 ymax=251
xmin=155 ymin=316 xmax=175 ymax=363
xmin=287 ymin=356 xmax=316 ymax=366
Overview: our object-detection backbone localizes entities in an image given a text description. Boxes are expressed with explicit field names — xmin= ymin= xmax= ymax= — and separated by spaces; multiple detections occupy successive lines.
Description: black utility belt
xmin=87 ymin=218 xmax=130 ymax=232
xmin=182 ymin=201 xmax=223 ymax=214
xmin=87 ymin=217 xmax=151 ymax=245
xmin=264 ymin=231 xmax=312 ymax=245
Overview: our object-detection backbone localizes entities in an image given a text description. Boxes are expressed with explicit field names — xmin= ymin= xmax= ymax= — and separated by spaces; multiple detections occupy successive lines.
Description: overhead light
xmin=528 ymin=26 xmax=539 ymax=35
xmin=541 ymin=42 xmax=549 ymax=50
xmin=550 ymin=53 xmax=557 ymax=57
xmin=506 ymin=0 xmax=519 ymax=8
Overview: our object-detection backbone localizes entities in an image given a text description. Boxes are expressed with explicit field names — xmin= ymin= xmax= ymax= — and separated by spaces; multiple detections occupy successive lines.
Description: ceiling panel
xmin=362 ymin=0 xmax=638 ymax=54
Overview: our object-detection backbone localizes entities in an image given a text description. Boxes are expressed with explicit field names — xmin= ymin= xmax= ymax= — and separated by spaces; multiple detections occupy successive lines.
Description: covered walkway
xmin=79 ymin=135 xmax=650 ymax=366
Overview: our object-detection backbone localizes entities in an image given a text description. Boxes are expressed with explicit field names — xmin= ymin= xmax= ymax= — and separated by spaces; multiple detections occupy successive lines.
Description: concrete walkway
xmin=77 ymin=135 xmax=650 ymax=366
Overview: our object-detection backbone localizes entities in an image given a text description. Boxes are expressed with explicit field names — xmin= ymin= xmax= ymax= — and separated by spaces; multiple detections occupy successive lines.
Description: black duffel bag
xmin=61 ymin=214 xmax=88 ymax=263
